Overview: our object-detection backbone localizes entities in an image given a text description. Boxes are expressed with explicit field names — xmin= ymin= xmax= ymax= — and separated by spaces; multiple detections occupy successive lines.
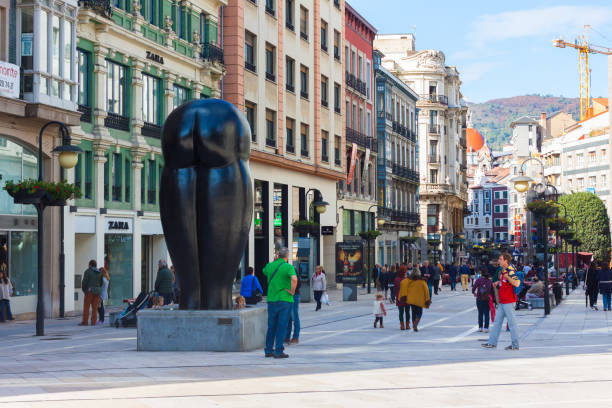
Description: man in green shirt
xmin=263 ymin=247 xmax=297 ymax=358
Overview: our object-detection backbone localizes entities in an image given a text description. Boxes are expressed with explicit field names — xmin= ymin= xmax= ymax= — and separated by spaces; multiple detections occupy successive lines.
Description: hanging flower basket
xmin=427 ymin=239 xmax=441 ymax=247
xmin=526 ymin=200 xmax=559 ymax=218
xmin=558 ymin=230 xmax=574 ymax=240
xmin=292 ymin=220 xmax=320 ymax=235
xmin=547 ymin=217 xmax=569 ymax=232
xmin=359 ymin=230 xmax=382 ymax=241
xmin=4 ymin=179 xmax=81 ymax=207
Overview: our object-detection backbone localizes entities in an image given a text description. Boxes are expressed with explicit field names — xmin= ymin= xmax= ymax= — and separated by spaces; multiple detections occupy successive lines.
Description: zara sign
xmin=104 ymin=218 xmax=133 ymax=234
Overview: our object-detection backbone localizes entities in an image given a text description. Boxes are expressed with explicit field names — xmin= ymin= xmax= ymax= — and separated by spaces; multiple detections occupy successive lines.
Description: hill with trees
xmin=469 ymin=95 xmax=581 ymax=150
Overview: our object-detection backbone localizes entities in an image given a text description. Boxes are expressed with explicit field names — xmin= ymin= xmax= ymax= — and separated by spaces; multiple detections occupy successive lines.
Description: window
xmin=601 ymin=149 xmax=607 ymax=163
xmin=265 ymin=43 xmax=276 ymax=82
xmin=286 ymin=118 xmax=295 ymax=153
xmin=300 ymin=123 xmax=309 ymax=157
xmin=286 ymin=57 xmax=295 ymax=91
xmin=299 ymin=6 xmax=308 ymax=40
xmin=567 ymin=155 xmax=573 ymax=169
xmin=589 ymin=151 xmax=597 ymax=164
xmin=589 ymin=176 xmax=596 ymax=187
xmin=285 ymin=0 xmax=294 ymax=29
xmin=265 ymin=0 xmax=275 ymax=16
xmin=84 ymin=151 xmax=93 ymax=199
xmin=429 ymin=169 xmax=437 ymax=183
xmin=334 ymin=135 xmax=341 ymax=165
xmin=124 ymin=157 xmax=131 ymax=202
xmin=173 ymin=84 xmax=189 ymax=108
xmin=142 ymin=74 xmax=160 ymax=124
xmin=244 ymin=31 xmax=256 ymax=71
xmin=600 ymin=174 xmax=607 ymax=187
xmin=106 ymin=60 xmax=126 ymax=115
xmin=366 ymin=61 xmax=371 ymax=99
xmin=300 ymin=65 xmax=309 ymax=99
xmin=503 ymin=191 xmax=508 ymax=199
xmin=494 ymin=191 xmax=500 ymax=200
xmin=321 ymin=130 xmax=329 ymax=162
xmin=334 ymin=30 xmax=341 ymax=60
xmin=366 ymin=111 xmax=371 ymax=137
xmin=321 ymin=75 xmax=328 ymax=107
xmin=429 ymin=141 xmax=437 ymax=160
xmin=265 ymin=109 xmax=276 ymax=147
xmin=145 ymin=0 xmax=156 ymax=24
xmin=568 ymin=178 xmax=573 ymax=188
xmin=577 ymin=153 xmax=584 ymax=167
xmin=77 ymin=50 xmax=90 ymax=108
xmin=320 ymin=20 xmax=328 ymax=51
xmin=148 ymin=159 xmax=157 ymax=204
xmin=577 ymin=178 xmax=584 ymax=189
xmin=245 ymin=101 xmax=256 ymax=142
xmin=104 ymin=153 xmax=109 ymax=201
xmin=112 ymin=153 xmax=121 ymax=201
xmin=334 ymin=83 xmax=341 ymax=113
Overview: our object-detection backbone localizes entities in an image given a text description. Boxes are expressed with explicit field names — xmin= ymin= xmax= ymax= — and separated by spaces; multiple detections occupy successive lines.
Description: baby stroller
xmin=114 ymin=291 xmax=152 ymax=328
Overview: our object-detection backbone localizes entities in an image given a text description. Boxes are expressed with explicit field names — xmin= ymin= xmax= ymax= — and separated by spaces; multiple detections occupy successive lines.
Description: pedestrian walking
xmin=0 ymin=270 xmax=14 ymax=322
xmin=312 ymin=265 xmax=326 ymax=311
xmin=264 ymin=247 xmax=297 ymax=358
xmin=472 ymin=271 xmax=492 ymax=332
xmin=599 ymin=266 xmax=612 ymax=311
xmin=394 ymin=265 xmax=408 ymax=330
xmin=585 ymin=262 xmax=600 ymax=310
xmin=154 ymin=260 xmax=174 ymax=305
xmin=373 ymin=264 xmax=382 ymax=290
xmin=388 ymin=265 xmax=397 ymax=303
xmin=432 ymin=262 xmax=442 ymax=295
xmin=398 ymin=268 xmax=431 ymax=332
xmin=285 ymin=277 xmax=301 ymax=344
xmin=373 ymin=293 xmax=386 ymax=328
xmin=449 ymin=262 xmax=458 ymax=291
xmin=482 ymin=253 xmax=521 ymax=350
xmin=240 ymin=266 xmax=264 ymax=305
xmin=79 ymin=260 xmax=102 ymax=326
xmin=420 ymin=260 xmax=434 ymax=298
xmin=460 ymin=261 xmax=470 ymax=291
xmin=97 ymin=267 xmax=110 ymax=326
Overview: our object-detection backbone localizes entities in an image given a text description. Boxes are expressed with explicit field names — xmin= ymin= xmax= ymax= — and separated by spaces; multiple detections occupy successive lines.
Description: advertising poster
xmin=335 ymin=242 xmax=364 ymax=284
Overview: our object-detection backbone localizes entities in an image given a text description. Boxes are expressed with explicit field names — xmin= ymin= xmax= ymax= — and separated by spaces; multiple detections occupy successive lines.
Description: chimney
xmin=540 ymin=112 xmax=548 ymax=137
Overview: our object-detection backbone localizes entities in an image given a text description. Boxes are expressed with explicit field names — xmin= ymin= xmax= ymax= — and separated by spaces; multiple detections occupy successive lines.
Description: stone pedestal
xmin=137 ymin=306 xmax=267 ymax=352
xmin=343 ymin=284 xmax=358 ymax=301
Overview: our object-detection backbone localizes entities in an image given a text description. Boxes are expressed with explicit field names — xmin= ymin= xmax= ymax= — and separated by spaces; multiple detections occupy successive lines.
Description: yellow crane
xmin=553 ymin=25 xmax=612 ymax=120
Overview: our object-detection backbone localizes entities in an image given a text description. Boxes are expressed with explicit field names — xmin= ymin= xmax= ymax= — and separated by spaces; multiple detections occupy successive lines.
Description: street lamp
xmin=36 ymin=121 xmax=83 ymax=336
xmin=364 ymin=204 xmax=388 ymax=294
xmin=305 ymin=188 xmax=329 ymax=218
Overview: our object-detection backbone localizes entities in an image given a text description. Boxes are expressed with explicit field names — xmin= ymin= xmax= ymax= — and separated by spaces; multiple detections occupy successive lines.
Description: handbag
xmin=321 ymin=292 xmax=330 ymax=306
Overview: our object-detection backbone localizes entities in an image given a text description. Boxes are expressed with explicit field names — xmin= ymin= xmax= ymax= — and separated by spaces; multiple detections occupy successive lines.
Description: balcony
xmin=201 ymin=43 xmax=224 ymax=65
xmin=78 ymin=0 xmax=113 ymax=18
xmin=245 ymin=61 xmax=256 ymax=72
xmin=78 ymin=104 xmax=92 ymax=123
xmin=104 ymin=112 xmax=130 ymax=131
xmin=428 ymin=155 xmax=439 ymax=164
xmin=321 ymin=44 xmax=328 ymax=53
xmin=428 ymin=124 xmax=440 ymax=134
xmin=286 ymin=144 xmax=295 ymax=154
xmin=334 ymin=106 xmax=341 ymax=114
xmin=419 ymin=94 xmax=448 ymax=105
xmin=322 ymin=154 xmax=329 ymax=163
xmin=265 ymin=3 xmax=275 ymax=16
xmin=345 ymin=71 xmax=366 ymax=95
xmin=300 ymin=90 xmax=309 ymax=99
xmin=142 ymin=122 xmax=161 ymax=138
xmin=286 ymin=22 xmax=294 ymax=31
xmin=346 ymin=127 xmax=377 ymax=152
xmin=420 ymin=183 xmax=453 ymax=195
xmin=321 ymin=99 xmax=328 ymax=108
xmin=265 ymin=138 xmax=276 ymax=148
xmin=265 ymin=72 xmax=275 ymax=82
xmin=391 ymin=164 xmax=419 ymax=183
xmin=301 ymin=149 xmax=309 ymax=157
xmin=377 ymin=208 xmax=419 ymax=225
xmin=300 ymin=31 xmax=309 ymax=41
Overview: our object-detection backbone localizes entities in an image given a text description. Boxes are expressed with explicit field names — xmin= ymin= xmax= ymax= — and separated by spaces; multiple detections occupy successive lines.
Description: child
xmin=373 ymin=293 xmax=387 ymax=328
xmin=235 ymin=296 xmax=246 ymax=309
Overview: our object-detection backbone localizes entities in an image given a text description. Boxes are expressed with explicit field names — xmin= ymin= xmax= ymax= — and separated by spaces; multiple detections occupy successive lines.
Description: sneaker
xmin=504 ymin=345 xmax=519 ymax=350
xmin=265 ymin=353 xmax=274 ymax=358
xmin=481 ymin=343 xmax=496 ymax=348
xmin=274 ymin=353 xmax=289 ymax=359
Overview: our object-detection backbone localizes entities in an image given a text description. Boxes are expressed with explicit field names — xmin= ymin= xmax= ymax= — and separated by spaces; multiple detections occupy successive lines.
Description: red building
xmin=339 ymin=3 xmax=378 ymax=240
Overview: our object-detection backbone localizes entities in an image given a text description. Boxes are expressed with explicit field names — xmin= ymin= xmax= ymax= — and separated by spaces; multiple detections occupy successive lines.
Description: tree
xmin=558 ymin=192 xmax=611 ymax=265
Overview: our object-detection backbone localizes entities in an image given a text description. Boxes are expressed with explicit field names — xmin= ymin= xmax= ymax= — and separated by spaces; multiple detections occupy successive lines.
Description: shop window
xmin=142 ymin=74 xmax=160 ymax=125
xmin=173 ymin=84 xmax=190 ymax=109
xmin=343 ymin=209 xmax=352 ymax=236
xmin=9 ymin=231 xmax=38 ymax=297
xmin=105 ymin=233 xmax=133 ymax=307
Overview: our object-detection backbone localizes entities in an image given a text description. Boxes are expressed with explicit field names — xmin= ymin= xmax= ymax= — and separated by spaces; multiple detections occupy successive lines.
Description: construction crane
xmin=553 ymin=25 xmax=612 ymax=121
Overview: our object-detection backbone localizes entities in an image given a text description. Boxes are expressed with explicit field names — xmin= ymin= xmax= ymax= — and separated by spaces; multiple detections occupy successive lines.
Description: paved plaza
xmin=1 ymin=287 xmax=612 ymax=407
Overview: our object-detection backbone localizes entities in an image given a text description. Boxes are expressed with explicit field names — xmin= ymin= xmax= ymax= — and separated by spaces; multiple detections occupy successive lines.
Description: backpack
xmin=476 ymin=279 xmax=491 ymax=301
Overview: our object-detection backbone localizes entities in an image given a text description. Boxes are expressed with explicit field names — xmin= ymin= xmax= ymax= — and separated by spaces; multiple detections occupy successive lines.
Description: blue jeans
xmin=450 ymin=277 xmax=457 ymax=290
xmin=427 ymin=281 xmax=433 ymax=299
xmin=286 ymin=294 xmax=301 ymax=340
xmin=0 ymin=299 xmax=13 ymax=322
xmin=476 ymin=299 xmax=490 ymax=329
xmin=602 ymin=293 xmax=611 ymax=310
xmin=488 ymin=302 xmax=519 ymax=348
xmin=265 ymin=301 xmax=291 ymax=355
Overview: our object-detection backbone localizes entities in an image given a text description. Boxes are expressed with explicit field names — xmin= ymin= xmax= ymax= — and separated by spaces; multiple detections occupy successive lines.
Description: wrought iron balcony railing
xmin=201 ymin=42 xmax=224 ymax=65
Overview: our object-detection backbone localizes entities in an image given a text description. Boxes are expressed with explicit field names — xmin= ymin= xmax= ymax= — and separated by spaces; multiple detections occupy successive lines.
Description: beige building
xmin=223 ymin=0 xmax=345 ymax=281
xmin=374 ymin=34 xmax=468 ymax=263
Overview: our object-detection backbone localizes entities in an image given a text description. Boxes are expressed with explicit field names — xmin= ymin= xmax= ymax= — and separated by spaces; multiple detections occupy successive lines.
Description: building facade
xmin=374 ymin=34 xmax=467 ymax=264
xmin=222 ymin=0 xmax=345 ymax=283
xmin=337 ymin=3 xmax=377 ymax=259
xmin=373 ymin=50 xmax=420 ymax=265
xmin=62 ymin=0 xmax=226 ymax=313
xmin=1 ymin=0 xmax=82 ymax=318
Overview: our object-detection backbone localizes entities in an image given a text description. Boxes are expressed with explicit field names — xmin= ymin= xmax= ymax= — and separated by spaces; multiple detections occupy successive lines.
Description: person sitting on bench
xmin=526 ymin=276 xmax=545 ymax=299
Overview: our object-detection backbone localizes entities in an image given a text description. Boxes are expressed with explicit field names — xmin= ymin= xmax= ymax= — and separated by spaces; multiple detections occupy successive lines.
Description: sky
xmin=348 ymin=0 xmax=612 ymax=103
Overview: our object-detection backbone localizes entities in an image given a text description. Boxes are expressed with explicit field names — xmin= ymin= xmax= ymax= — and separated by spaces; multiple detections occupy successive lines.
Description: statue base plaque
xmin=137 ymin=306 xmax=267 ymax=352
